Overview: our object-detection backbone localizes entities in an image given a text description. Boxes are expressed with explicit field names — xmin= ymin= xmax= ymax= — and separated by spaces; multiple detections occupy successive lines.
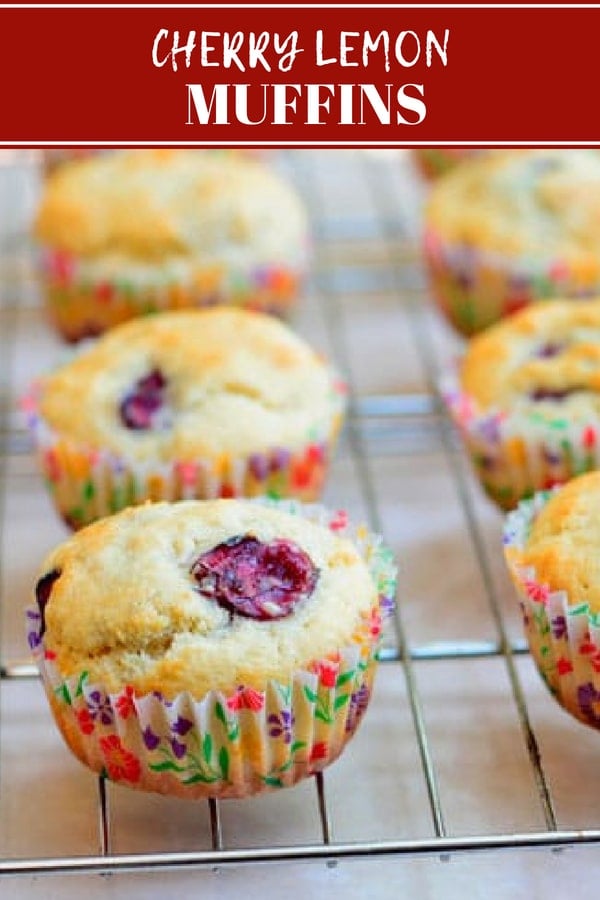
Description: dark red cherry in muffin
xmin=529 ymin=387 xmax=580 ymax=402
xmin=191 ymin=535 xmax=319 ymax=620
xmin=119 ymin=369 xmax=167 ymax=430
xmin=35 ymin=569 xmax=61 ymax=638
xmin=534 ymin=341 xmax=565 ymax=359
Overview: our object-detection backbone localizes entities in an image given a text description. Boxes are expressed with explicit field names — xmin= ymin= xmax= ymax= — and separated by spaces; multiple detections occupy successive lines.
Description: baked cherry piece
xmin=534 ymin=342 xmax=565 ymax=359
xmin=191 ymin=535 xmax=319 ymax=620
xmin=35 ymin=569 xmax=61 ymax=638
xmin=529 ymin=387 xmax=580 ymax=402
xmin=119 ymin=369 xmax=167 ymax=430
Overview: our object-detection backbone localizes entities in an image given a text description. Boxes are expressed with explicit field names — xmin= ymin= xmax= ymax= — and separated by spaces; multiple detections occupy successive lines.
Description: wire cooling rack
xmin=1 ymin=149 xmax=600 ymax=882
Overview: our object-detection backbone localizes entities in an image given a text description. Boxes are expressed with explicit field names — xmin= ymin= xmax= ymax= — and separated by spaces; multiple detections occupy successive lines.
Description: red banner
xmin=1 ymin=5 xmax=598 ymax=147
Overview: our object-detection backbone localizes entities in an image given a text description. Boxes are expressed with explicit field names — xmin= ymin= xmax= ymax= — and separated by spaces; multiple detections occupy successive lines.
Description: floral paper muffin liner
xmin=442 ymin=372 xmax=600 ymax=511
xmin=424 ymin=228 xmax=600 ymax=336
xmin=40 ymin=248 xmax=307 ymax=342
xmin=26 ymin=499 xmax=398 ymax=799
xmin=504 ymin=491 xmax=600 ymax=730
xmin=21 ymin=377 xmax=348 ymax=529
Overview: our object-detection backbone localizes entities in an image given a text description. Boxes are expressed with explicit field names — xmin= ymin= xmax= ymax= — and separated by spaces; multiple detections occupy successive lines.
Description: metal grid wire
xmin=1 ymin=149 xmax=600 ymax=879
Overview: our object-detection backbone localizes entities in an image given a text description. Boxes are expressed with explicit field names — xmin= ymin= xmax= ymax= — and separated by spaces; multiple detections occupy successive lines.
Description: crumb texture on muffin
xmin=426 ymin=150 xmax=600 ymax=262
xmin=37 ymin=308 xmax=341 ymax=460
xmin=35 ymin=499 xmax=378 ymax=697
xmin=509 ymin=471 xmax=600 ymax=612
xmin=34 ymin=149 xmax=307 ymax=271
xmin=460 ymin=298 xmax=600 ymax=415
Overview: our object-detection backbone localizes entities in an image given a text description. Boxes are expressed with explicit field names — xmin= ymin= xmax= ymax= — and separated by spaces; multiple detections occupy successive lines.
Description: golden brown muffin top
xmin=460 ymin=299 xmax=600 ymax=418
xmin=507 ymin=472 xmax=600 ymax=612
xmin=425 ymin=150 xmax=600 ymax=262
xmin=34 ymin=150 xmax=307 ymax=265
xmin=38 ymin=308 xmax=343 ymax=461
xmin=35 ymin=499 xmax=379 ymax=697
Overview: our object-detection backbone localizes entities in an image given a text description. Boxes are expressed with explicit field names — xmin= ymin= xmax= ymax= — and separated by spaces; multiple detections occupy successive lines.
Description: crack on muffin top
xmin=460 ymin=299 xmax=600 ymax=417
xmin=38 ymin=309 xmax=343 ymax=461
xmin=33 ymin=499 xmax=378 ymax=697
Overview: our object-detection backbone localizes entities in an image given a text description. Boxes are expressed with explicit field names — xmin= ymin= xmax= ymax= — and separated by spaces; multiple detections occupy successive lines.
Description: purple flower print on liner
xmin=270 ymin=448 xmax=291 ymax=473
xmin=151 ymin=690 xmax=173 ymax=707
xmin=346 ymin=684 xmax=370 ymax=734
xmin=248 ymin=453 xmax=269 ymax=481
xmin=508 ymin=273 xmax=530 ymax=293
xmin=380 ymin=593 xmax=395 ymax=619
xmin=577 ymin=682 xmax=600 ymax=726
xmin=551 ymin=615 xmax=568 ymax=641
xmin=170 ymin=737 xmax=187 ymax=760
xmin=26 ymin=609 xmax=42 ymax=650
xmin=268 ymin=710 xmax=294 ymax=744
xmin=475 ymin=416 xmax=502 ymax=445
xmin=456 ymin=269 xmax=474 ymax=292
xmin=171 ymin=715 xmax=193 ymax=737
xmin=87 ymin=690 xmax=114 ymax=726
xmin=142 ymin=726 xmax=160 ymax=751
xmin=542 ymin=446 xmax=563 ymax=466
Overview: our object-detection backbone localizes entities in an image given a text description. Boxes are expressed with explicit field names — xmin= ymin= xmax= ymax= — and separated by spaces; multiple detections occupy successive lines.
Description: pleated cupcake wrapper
xmin=26 ymin=499 xmax=398 ymax=798
xmin=423 ymin=227 xmax=600 ymax=336
xmin=40 ymin=248 xmax=308 ymax=339
xmin=504 ymin=493 xmax=600 ymax=730
xmin=441 ymin=371 xmax=600 ymax=511
xmin=22 ymin=383 xmax=347 ymax=529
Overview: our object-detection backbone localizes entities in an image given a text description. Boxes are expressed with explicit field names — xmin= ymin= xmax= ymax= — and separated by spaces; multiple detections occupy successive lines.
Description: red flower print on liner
xmin=556 ymin=658 xmax=573 ymax=676
xmin=310 ymin=741 xmax=328 ymax=762
xmin=76 ymin=708 xmax=95 ymax=735
xmin=226 ymin=685 xmax=265 ymax=712
xmin=591 ymin=656 xmax=600 ymax=674
xmin=175 ymin=461 xmax=198 ymax=487
xmin=99 ymin=735 xmax=141 ymax=783
xmin=313 ymin=660 xmax=338 ymax=689
xmin=49 ymin=250 xmax=75 ymax=285
xmin=363 ymin=607 xmax=382 ymax=639
xmin=548 ymin=260 xmax=569 ymax=283
xmin=290 ymin=458 xmax=315 ymax=490
xmin=524 ymin=580 xmax=549 ymax=604
xmin=328 ymin=510 xmax=348 ymax=532
xmin=42 ymin=448 xmax=61 ymax=483
xmin=95 ymin=282 xmax=115 ymax=304
xmin=115 ymin=685 xmax=136 ymax=720
xmin=583 ymin=426 xmax=597 ymax=450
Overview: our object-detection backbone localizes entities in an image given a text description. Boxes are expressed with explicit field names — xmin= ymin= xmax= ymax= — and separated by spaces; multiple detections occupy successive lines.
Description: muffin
xmin=504 ymin=472 xmax=600 ymax=730
xmin=423 ymin=150 xmax=600 ymax=335
xmin=22 ymin=308 xmax=347 ymax=528
xmin=34 ymin=150 xmax=309 ymax=340
xmin=26 ymin=498 xmax=397 ymax=798
xmin=443 ymin=298 xmax=600 ymax=510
